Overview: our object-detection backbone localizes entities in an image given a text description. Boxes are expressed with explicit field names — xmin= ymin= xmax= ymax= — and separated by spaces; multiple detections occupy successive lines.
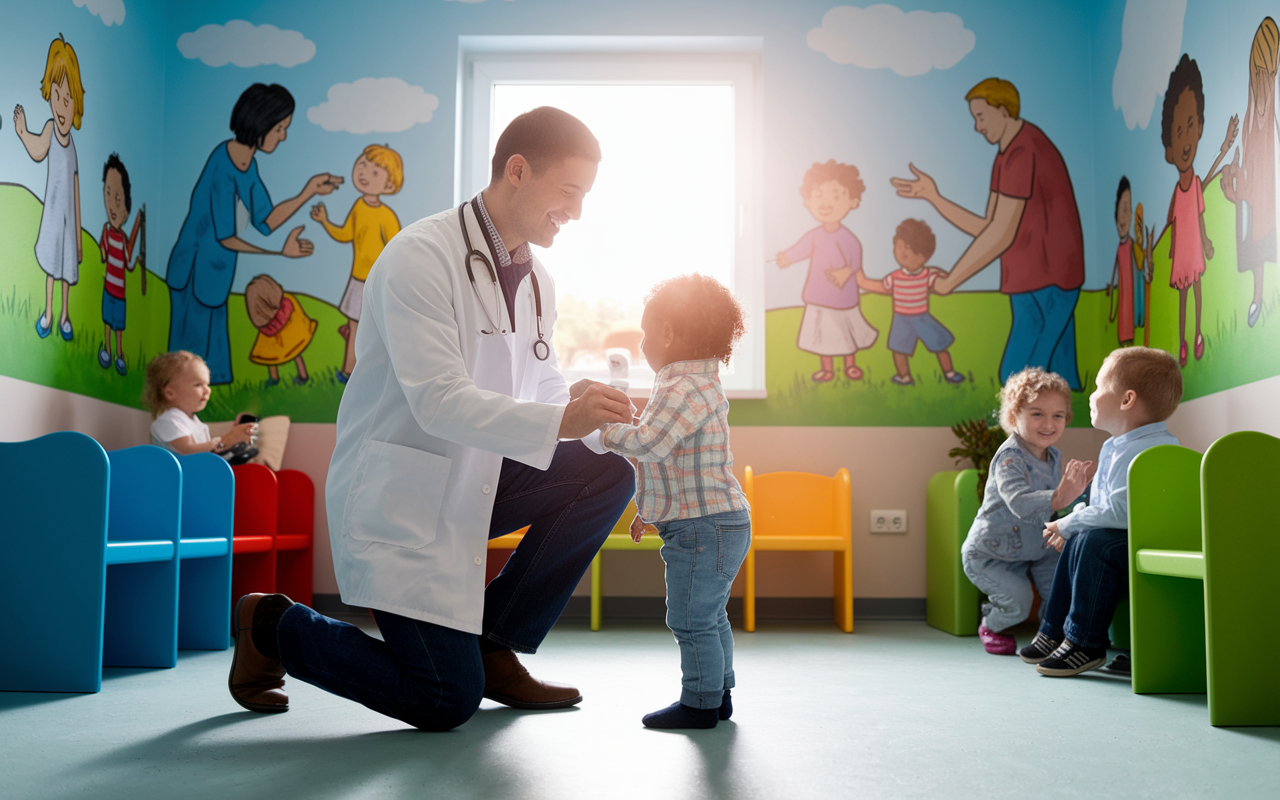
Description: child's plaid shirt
xmin=599 ymin=359 xmax=749 ymax=523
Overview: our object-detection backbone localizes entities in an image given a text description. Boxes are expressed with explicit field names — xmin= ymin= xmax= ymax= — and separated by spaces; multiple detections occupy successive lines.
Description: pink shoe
xmin=978 ymin=624 xmax=1017 ymax=655
xmin=1193 ymin=333 xmax=1205 ymax=360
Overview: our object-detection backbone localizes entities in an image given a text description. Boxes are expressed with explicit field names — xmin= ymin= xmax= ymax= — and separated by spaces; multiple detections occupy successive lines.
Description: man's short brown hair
xmin=894 ymin=218 xmax=936 ymax=260
xmin=1102 ymin=347 xmax=1183 ymax=422
xmin=490 ymin=106 xmax=601 ymax=183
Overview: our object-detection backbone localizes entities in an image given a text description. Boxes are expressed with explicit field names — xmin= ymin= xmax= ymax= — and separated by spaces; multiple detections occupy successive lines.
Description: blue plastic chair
xmin=0 ymin=432 xmax=111 ymax=692
xmin=176 ymin=454 xmax=234 ymax=650
xmin=103 ymin=445 xmax=182 ymax=669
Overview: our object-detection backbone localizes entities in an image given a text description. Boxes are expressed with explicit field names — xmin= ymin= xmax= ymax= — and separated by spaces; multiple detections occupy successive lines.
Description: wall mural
xmin=0 ymin=0 xmax=1277 ymax=432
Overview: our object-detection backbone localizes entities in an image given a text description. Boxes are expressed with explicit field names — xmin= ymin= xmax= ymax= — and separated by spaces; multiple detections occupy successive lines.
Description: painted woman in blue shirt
xmin=166 ymin=83 xmax=342 ymax=384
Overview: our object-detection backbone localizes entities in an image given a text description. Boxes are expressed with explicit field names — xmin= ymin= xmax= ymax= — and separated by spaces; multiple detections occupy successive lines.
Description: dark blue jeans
xmin=1038 ymin=528 xmax=1128 ymax=649
xmin=276 ymin=441 xmax=634 ymax=730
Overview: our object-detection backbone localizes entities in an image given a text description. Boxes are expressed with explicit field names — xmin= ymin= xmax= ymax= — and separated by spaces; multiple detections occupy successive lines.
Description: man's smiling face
xmin=509 ymin=155 xmax=598 ymax=248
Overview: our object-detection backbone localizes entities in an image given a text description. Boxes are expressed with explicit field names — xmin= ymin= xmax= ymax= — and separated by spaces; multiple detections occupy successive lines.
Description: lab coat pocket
xmin=345 ymin=440 xmax=452 ymax=549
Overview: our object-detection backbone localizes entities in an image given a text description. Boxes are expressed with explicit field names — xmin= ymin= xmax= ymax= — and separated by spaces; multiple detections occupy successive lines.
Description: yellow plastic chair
xmin=742 ymin=467 xmax=853 ymax=633
xmin=486 ymin=500 xmax=660 ymax=631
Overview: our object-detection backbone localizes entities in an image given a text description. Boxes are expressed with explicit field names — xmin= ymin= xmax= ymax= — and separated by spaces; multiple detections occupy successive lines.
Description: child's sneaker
xmin=1035 ymin=640 xmax=1107 ymax=677
xmin=977 ymin=624 xmax=1016 ymax=655
xmin=1019 ymin=632 xmax=1060 ymax=664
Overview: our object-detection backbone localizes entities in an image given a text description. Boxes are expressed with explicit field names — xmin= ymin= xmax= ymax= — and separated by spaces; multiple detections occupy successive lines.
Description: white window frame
xmin=456 ymin=36 xmax=766 ymax=398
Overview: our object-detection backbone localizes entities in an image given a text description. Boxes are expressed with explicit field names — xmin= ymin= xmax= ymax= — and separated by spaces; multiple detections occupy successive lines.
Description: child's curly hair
xmin=998 ymin=367 xmax=1073 ymax=434
xmin=142 ymin=350 xmax=203 ymax=418
xmin=800 ymin=160 xmax=865 ymax=204
xmin=644 ymin=274 xmax=745 ymax=365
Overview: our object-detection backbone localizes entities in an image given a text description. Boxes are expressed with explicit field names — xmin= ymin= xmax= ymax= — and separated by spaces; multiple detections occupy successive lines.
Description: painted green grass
xmin=0 ymin=182 xmax=348 ymax=422
xmin=729 ymin=291 xmax=1109 ymax=427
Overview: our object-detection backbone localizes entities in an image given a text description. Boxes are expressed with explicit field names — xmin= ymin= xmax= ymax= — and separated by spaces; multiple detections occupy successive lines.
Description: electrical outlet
xmin=870 ymin=509 xmax=907 ymax=534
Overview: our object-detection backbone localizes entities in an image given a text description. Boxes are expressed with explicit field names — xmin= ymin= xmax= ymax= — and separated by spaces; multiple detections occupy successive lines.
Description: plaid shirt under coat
xmin=600 ymin=359 xmax=749 ymax=523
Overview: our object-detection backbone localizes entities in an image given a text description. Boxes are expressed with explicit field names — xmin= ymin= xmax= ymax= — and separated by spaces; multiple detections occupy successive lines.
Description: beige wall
xmin=8 ymin=372 xmax=1277 ymax=600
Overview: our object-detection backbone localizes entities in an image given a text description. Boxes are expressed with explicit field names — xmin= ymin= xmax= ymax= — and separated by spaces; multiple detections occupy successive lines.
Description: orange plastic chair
xmin=742 ymin=467 xmax=853 ymax=633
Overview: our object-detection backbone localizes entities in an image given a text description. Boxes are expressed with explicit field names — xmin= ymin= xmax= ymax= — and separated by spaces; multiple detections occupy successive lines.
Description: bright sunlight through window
xmin=491 ymin=84 xmax=736 ymax=390
xmin=460 ymin=39 xmax=764 ymax=396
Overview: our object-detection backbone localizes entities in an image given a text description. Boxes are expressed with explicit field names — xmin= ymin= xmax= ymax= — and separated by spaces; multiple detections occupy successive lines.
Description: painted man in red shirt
xmin=892 ymin=78 xmax=1084 ymax=389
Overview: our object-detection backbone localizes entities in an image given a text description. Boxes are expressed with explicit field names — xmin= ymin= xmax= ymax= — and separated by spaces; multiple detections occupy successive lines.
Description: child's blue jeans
xmin=1037 ymin=528 xmax=1128 ymax=649
xmin=655 ymin=509 xmax=752 ymax=709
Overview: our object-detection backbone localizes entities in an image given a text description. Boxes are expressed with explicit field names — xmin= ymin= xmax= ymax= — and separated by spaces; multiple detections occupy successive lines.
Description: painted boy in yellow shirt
xmin=311 ymin=144 xmax=403 ymax=382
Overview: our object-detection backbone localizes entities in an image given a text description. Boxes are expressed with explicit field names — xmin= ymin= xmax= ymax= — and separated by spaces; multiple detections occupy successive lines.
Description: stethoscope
xmin=458 ymin=201 xmax=550 ymax=361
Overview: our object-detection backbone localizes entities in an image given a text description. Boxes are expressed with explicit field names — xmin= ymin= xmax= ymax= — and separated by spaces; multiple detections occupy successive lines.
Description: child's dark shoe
xmin=1035 ymin=640 xmax=1107 ymax=677
xmin=1019 ymin=631 xmax=1060 ymax=664
xmin=978 ymin=623 xmax=1016 ymax=655
xmin=719 ymin=689 xmax=732 ymax=721
xmin=643 ymin=701 xmax=718 ymax=729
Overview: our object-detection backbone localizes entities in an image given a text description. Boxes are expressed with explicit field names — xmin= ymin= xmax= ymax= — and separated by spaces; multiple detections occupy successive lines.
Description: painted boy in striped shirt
xmin=858 ymin=219 xmax=965 ymax=386
xmin=97 ymin=153 xmax=142 ymax=376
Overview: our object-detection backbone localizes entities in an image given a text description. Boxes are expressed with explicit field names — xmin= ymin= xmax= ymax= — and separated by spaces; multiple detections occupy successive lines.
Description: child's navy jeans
xmin=1038 ymin=528 xmax=1129 ymax=649
xmin=655 ymin=509 xmax=752 ymax=709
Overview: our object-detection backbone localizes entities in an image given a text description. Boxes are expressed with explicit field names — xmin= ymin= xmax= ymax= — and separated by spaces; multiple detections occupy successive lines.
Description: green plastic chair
xmin=926 ymin=470 xmax=981 ymax=635
xmin=1128 ymin=444 xmax=1206 ymax=695
xmin=1130 ymin=432 xmax=1280 ymax=726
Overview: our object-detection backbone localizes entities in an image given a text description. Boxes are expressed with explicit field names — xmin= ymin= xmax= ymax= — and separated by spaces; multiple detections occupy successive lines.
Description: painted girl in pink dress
xmin=1159 ymin=54 xmax=1238 ymax=366
xmin=1220 ymin=18 xmax=1279 ymax=330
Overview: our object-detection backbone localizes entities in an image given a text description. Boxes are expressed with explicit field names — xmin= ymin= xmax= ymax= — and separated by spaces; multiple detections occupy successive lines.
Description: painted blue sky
xmin=4 ymin=0 xmax=1275 ymax=310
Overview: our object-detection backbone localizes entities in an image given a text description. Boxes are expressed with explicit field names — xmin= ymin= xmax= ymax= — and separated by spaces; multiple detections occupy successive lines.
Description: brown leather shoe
xmin=228 ymin=593 xmax=290 ymax=713
xmin=482 ymin=649 xmax=582 ymax=709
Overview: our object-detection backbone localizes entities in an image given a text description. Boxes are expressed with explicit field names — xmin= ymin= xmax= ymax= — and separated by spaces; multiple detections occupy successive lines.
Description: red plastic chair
xmin=274 ymin=469 xmax=314 ymax=606
xmin=230 ymin=464 xmax=278 ymax=611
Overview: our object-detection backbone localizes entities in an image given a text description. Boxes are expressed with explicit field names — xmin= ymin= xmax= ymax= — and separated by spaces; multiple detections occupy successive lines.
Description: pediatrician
xmin=225 ymin=107 xmax=636 ymax=731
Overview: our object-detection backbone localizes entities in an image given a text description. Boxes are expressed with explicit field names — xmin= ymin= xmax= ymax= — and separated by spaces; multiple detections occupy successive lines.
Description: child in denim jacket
xmin=961 ymin=368 xmax=1094 ymax=655
xmin=597 ymin=274 xmax=750 ymax=729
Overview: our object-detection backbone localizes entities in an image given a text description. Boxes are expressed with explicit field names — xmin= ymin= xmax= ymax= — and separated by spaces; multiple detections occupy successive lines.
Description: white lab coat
xmin=326 ymin=202 xmax=569 ymax=633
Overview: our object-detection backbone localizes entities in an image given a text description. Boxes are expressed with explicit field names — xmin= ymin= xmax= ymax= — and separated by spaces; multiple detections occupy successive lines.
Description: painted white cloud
xmin=807 ymin=4 xmax=975 ymax=77
xmin=177 ymin=20 xmax=316 ymax=68
xmin=74 ymin=0 xmax=125 ymax=26
xmin=307 ymin=78 xmax=440 ymax=134
xmin=1113 ymin=0 xmax=1186 ymax=130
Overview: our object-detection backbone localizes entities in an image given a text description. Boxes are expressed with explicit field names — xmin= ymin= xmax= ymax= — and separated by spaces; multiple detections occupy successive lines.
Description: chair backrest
xmin=0 ymin=432 xmax=110 ymax=689
xmin=178 ymin=453 xmax=234 ymax=542
xmin=231 ymin=463 xmax=278 ymax=537
xmin=275 ymin=469 xmax=314 ymax=540
xmin=1128 ymin=444 xmax=1203 ymax=554
xmin=1202 ymin=431 xmax=1280 ymax=586
xmin=106 ymin=445 xmax=181 ymax=546
xmin=745 ymin=468 xmax=850 ymax=538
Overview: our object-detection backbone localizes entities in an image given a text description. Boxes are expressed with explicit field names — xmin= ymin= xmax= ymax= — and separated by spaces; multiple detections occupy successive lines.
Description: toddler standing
xmin=961 ymin=368 xmax=1094 ymax=654
xmin=597 ymin=274 xmax=750 ymax=729
xmin=144 ymin=350 xmax=257 ymax=460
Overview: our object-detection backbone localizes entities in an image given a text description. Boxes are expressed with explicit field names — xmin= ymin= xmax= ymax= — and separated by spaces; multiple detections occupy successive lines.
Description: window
xmin=458 ymin=37 xmax=765 ymax=397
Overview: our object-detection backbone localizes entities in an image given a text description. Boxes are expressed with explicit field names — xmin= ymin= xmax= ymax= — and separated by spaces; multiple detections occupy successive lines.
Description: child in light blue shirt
xmin=1022 ymin=347 xmax=1183 ymax=676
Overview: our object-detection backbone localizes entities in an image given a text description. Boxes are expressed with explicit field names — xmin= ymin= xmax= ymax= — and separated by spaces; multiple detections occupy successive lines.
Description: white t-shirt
xmin=150 ymin=407 xmax=211 ymax=451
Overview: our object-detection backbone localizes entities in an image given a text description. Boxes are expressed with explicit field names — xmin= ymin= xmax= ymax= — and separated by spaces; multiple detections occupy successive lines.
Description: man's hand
xmin=889 ymin=163 xmax=940 ymax=204
xmin=1051 ymin=459 xmax=1095 ymax=511
xmin=558 ymin=382 xmax=632 ymax=439
xmin=310 ymin=202 xmax=328 ymax=223
xmin=569 ymin=378 xmax=598 ymax=400
xmin=630 ymin=514 xmax=647 ymax=544
xmin=1043 ymin=520 xmax=1065 ymax=552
